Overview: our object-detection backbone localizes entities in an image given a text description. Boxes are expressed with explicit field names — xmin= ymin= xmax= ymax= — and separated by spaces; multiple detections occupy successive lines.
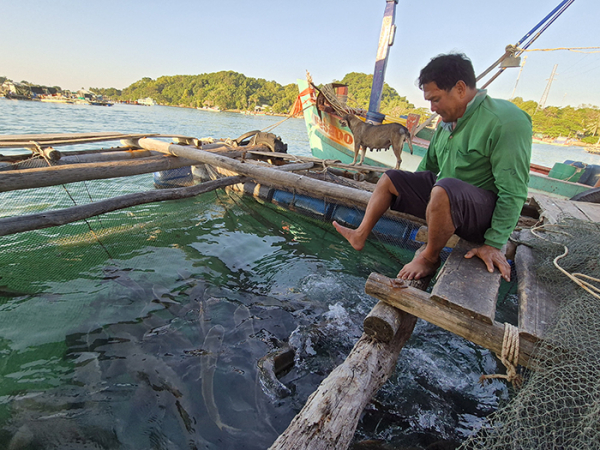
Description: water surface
xmin=0 ymin=99 xmax=564 ymax=449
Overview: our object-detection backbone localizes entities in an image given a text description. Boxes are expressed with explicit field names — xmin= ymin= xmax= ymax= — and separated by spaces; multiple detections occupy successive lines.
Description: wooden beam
xmin=363 ymin=245 xmax=431 ymax=342
xmin=429 ymin=239 xmax=501 ymax=325
xmin=532 ymin=194 xmax=591 ymax=224
xmin=269 ymin=274 xmax=430 ymax=450
xmin=0 ymin=150 xmax=159 ymax=167
xmin=515 ymin=241 xmax=559 ymax=342
xmin=0 ymin=132 xmax=161 ymax=148
xmin=0 ymin=155 xmax=197 ymax=192
xmin=365 ymin=272 xmax=537 ymax=367
xmin=0 ymin=176 xmax=245 ymax=236
xmin=574 ymin=201 xmax=600 ymax=223
xmin=135 ymin=138 xmax=426 ymax=226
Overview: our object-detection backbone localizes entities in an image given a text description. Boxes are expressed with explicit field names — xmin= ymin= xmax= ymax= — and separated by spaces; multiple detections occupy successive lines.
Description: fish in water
xmin=200 ymin=324 xmax=239 ymax=432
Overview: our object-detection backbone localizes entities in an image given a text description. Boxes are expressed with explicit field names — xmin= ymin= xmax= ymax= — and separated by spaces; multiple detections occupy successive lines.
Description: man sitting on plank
xmin=334 ymin=53 xmax=532 ymax=282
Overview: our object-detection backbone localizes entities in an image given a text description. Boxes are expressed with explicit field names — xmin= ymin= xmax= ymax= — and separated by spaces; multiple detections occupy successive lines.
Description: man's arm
xmin=469 ymin=113 xmax=532 ymax=281
xmin=484 ymin=116 xmax=532 ymax=249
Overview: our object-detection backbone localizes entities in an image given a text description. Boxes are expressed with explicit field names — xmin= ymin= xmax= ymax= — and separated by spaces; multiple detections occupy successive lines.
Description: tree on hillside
xmin=335 ymin=72 xmax=428 ymax=118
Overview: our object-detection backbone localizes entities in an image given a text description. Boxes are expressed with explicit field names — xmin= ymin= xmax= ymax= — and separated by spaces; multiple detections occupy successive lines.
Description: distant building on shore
xmin=138 ymin=97 xmax=157 ymax=106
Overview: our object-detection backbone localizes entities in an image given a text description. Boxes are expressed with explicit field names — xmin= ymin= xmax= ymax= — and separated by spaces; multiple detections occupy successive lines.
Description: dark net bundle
xmin=460 ymin=218 xmax=600 ymax=450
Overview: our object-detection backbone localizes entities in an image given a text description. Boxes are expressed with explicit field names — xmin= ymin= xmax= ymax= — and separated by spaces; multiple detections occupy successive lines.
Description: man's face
xmin=422 ymin=81 xmax=465 ymax=123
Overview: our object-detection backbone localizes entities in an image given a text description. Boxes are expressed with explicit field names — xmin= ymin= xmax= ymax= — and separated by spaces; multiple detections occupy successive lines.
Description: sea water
xmin=0 ymin=98 xmax=596 ymax=449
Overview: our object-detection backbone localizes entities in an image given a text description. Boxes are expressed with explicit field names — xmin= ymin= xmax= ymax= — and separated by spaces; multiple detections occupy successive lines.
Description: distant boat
xmin=39 ymin=95 xmax=73 ymax=104
xmin=197 ymin=106 xmax=221 ymax=112
xmin=89 ymin=100 xmax=113 ymax=107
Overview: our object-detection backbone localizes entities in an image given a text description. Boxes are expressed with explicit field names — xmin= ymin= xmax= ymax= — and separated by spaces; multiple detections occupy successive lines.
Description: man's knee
xmin=378 ymin=172 xmax=400 ymax=196
xmin=429 ymin=185 xmax=450 ymax=206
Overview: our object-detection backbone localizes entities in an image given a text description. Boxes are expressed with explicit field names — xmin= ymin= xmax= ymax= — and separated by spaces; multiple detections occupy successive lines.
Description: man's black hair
xmin=418 ymin=53 xmax=476 ymax=91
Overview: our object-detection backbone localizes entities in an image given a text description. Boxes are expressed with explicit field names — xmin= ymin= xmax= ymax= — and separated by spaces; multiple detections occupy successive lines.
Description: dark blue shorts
xmin=385 ymin=170 xmax=497 ymax=244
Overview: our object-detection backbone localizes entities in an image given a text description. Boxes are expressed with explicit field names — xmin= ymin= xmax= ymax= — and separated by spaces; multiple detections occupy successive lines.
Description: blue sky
xmin=1 ymin=0 xmax=598 ymax=109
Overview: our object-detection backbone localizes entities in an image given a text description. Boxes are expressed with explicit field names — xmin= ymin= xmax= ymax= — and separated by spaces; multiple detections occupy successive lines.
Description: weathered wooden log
xmin=0 ymin=176 xmax=244 ymax=236
xmin=363 ymin=246 xmax=432 ymax=342
xmin=269 ymin=276 xmax=430 ymax=450
xmin=365 ymin=272 xmax=537 ymax=367
xmin=0 ymin=150 xmax=160 ymax=168
xmin=0 ymin=132 xmax=161 ymax=148
xmin=515 ymin=239 xmax=558 ymax=342
xmin=135 ymin=138 xmax=425 ymax=226
xmin=0 ymin=146 xmax=145 ymax=162
xmin=0 ymin=155 xmax=197 ymax=193
xmin=271 ymin=162 xmax=314 ymax=172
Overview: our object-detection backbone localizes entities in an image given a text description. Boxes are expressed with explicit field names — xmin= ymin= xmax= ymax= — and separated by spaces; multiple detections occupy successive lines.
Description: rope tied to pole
xmin=480 ymin=322 xmax=523 ymax=388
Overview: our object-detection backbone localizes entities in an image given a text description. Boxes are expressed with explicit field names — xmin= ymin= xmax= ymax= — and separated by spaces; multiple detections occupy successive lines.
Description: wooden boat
xmin=297 ymin=77 xmax=599 ymax=199
xmin=296 ymin=0 xmax=596 ymax=200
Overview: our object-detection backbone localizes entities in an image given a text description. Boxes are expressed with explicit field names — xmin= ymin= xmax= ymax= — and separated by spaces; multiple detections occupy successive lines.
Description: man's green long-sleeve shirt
xmin=417 ymin=90 xmax=532 ymax=249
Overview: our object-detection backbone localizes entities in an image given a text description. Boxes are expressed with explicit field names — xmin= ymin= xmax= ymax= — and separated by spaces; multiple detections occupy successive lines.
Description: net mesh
xmin=0 ymin=160 xmax=421 ymax=302
xmin=460 ymin=217 xmax=600 ymax=450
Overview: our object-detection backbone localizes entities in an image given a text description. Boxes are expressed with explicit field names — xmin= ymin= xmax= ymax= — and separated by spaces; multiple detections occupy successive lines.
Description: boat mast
xmin=535 ymin=64 xmax=558 ymax=113
xmin=366 ymin=0 xmax=398 ymax=125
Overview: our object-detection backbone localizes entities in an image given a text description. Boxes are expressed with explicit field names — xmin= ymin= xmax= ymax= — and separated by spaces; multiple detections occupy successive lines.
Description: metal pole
xmin=514 ymin=0 xmax=572 ymax=47
xmin=510 ymin=55 xmax=528 ymax=99
xmin=367 ymin=0 xmax=398 ymax=124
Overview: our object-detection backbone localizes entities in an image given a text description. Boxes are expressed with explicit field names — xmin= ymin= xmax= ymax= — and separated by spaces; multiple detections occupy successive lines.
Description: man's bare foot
xmin=397 ymin=253 xmax=441 ymax=280
xmin=332 ymin=221 xmax=366 ymax=251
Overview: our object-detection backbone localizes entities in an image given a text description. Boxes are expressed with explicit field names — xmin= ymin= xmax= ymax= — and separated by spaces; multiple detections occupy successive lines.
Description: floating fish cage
xmin=3 ymin=132 xmax=597 ymax=450
xmin=0 ymin=133 xmax=464 ymax=449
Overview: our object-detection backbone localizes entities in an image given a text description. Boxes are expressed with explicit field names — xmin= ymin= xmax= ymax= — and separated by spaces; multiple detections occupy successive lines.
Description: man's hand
xmin=464 ymin=244 xmax=511 ymax=282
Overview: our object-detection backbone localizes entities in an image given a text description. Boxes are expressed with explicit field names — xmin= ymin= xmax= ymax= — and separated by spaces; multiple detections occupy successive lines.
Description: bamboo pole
xmin=135 ymin=138 xmax=425 ymax=225
xmin=0 ymin=176 xmax=244 ymax=236
xmin=0 ymin=149 xmax=159 ymax=166
xmin=0 ymin=155 xmax=197 ymax=193
xmin=0 ymin=133 xmax=160 ymax=149
xmin=269 ymin=274 xmax=430 ymax=450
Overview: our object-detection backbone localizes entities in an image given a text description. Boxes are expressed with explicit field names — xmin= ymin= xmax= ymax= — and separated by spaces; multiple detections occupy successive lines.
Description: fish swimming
xmin=200 ymin=324 xmax=239 ymax=432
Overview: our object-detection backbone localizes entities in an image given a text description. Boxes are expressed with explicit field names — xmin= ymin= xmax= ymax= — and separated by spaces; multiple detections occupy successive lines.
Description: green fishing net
xmin=461 ymin=217 xmax=600 ymax=450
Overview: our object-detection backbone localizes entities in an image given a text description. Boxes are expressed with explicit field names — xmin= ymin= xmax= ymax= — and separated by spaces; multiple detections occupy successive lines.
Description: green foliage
xmin=336 ymin=72 xmax=429 ymax=117
xmin=110 ymin=71 xmax=429 ymax=116
xmin=113 ymin=71 xmax=297 ymax=113
xmin=511 ymin=97 xmax=600 ymax=142
xmin=90 ymin=87 xmax=122 ymax=98
xmin=4 ymin=70 xmax=598 ymax=144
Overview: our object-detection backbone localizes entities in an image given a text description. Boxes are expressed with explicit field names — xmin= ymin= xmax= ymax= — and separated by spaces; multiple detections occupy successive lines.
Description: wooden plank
xmin=0 ymin=156 xmax=197 ymax=193
xmin=0 ymin=133 xmax=200 ymax=149
xmin=365 ymin=272 xmax=537 ymax=367
xmin=430 ymin=239 xmax=501 ymax=325
xmin=515 ymin=240 xmax=559 ymax=342
xmin=0 ymin=132 xmax=128 ymax=142
xmin=532 ymin=194 xmax=590 ymax=224
xmin=0 ymin=150 xmax=158 ymax=168
xmin=573 ymin=201 xmax=600 ymax=223
xmin=0 ymin=134 xmax=158 ymax=149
